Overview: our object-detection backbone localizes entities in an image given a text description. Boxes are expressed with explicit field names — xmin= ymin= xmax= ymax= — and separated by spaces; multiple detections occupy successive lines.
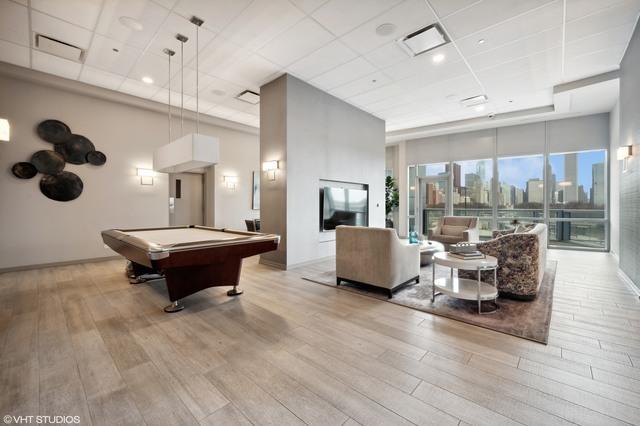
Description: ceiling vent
xmin=35 ymin=33 xmax=84 ymax=62
xmin=460 ymin=94 xmax=488 ymax=107
xmin=398 ymin=23 xmax=449 ymax=57
xmin=236 ymin=90 xmax=260 ymax=104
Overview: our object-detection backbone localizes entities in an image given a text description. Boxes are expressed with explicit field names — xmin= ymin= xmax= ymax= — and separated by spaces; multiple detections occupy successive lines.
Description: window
xmin=547 ymin=150 xmax=607 ymax=249
xmin=408 ymin=163 xmax=449 ymax=233
xmin=452 ymin=159 xmax=493 ymax=239
xmin=497 ymin=155 xmax=544 ymax=229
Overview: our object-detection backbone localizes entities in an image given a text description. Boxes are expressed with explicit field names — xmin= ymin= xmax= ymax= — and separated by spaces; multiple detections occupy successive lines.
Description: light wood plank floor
xmin=1 ymin=250 xmax=639 ymax=425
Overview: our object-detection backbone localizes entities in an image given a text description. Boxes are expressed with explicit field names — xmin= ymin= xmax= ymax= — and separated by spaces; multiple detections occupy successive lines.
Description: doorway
xmin=169 ymin=173 xmax=204 ymax=226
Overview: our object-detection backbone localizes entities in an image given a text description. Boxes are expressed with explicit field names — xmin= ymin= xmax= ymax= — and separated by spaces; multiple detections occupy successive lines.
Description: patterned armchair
xmin=458 ymin=224 xmax=548 ymax=300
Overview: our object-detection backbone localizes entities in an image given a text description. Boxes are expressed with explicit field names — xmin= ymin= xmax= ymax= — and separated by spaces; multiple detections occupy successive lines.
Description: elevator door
xmin=169 ymin=173 xmax=204 ymax=226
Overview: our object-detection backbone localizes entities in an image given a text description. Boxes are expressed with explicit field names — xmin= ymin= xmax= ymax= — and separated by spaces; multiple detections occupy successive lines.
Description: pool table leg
xmin=227 ymin=285 xmax=243 ymax=296
xmin=164 ymin=300 xmax=184 ymax=313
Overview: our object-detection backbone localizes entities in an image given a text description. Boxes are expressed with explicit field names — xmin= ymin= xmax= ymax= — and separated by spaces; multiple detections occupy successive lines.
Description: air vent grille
xmin=35 ymin=34 xmax=84 ymax=63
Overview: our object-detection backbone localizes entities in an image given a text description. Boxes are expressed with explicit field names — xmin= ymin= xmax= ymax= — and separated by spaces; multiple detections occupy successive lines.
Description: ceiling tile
xmin=146 ymin=12 xmax=217 ymax=66
xmin=220 ymin=0 xmax=304 ymax=51
xmin=119 ymin=77 xmax=161 ymax=98
xmin=475 ymin=47 xmax=561 ymax=87
xmin=442 ymin=0 xmax=556 ymax=40
xmin=0 ymin=0 xmax=29 ymax=46
xmin=128 ymin=52 xmax=171 ymax=86
xmin=173 ymin=0 xmax=252 ymax=33
xmin=427 ymin=0 xmax=480 ymax=18
xmin=167 ymin=67 xmax=217 ymax=96
xmin=455 ymin=1 xmax=563 ymax=57
xmin=152 ymin=88 xmax=188 ymax=106
xmin=211 ymin=53 xmax=283 ymax=90
xmin=32 ymin=50 xmax=82 ymax=80
xmin=382 ymin=43 xmax=462 ymax=81
xmin=288 ymin=0 xmax=330 ymax=14
xmin=363 ymin=40 xmax=409 ymax=69
xmin=150 ymin=0 xmax=178 ymax=9
xmin=198 ymin=76 xmax=245 ymax=104
xmin=348 ymin=82 xmax=409 ymax=107
xmin=331 ymin=70 xmax=392 ymax=98
xmin=310 ymin=56 xmax=378 ymax=90
xmin=208 ymin=104 xmax=240 ymax=120
xmin=340 ymin=0 xmax=436 ymax=55
xmin=79 ymin=66 xmax=126 ymax=90
xmin=196 ymin=34 xmax=251 ymax=76
xmin=287 ymin=39 xmax=357 ymax=80
xmin=95 ymin=0 xmax=170 ymax=49
xmin=465 ymin=26 xmax=562 ymax=71
xmin=0 ymin=39 xmax=30 ymax=67
xmin=565 ymin=22 xmax=635 ymax=59
xmin=564 ymin=47 xmax=626 ymax=81
xmin=565 ymin=0 xmax=640 ymax=42
xmin=85 ymin=34 xmax=143 ymax=76
xmin=312 ymin=0 xmax=403 ymax=36
xmin=566 ymin=0 xmax=638 ymax=21
xmin=31 ymin=0 xmax=103 ymax=30
xmin=259 ymin=18 xmax=335 ymax=67
xmin=31 ymin=10 xmax=93 ymax=50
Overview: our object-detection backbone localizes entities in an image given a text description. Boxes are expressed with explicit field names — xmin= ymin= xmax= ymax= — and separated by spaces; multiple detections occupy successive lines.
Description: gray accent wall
xmin=619 ymin=22 xmax=640 ymax=289
xmin=260 ymin=74 xmax=386 ymax=269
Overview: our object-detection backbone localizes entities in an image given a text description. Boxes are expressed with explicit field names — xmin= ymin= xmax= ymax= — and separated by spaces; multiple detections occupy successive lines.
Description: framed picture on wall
xmin=252 ymin=171 xmax=260 ymax=210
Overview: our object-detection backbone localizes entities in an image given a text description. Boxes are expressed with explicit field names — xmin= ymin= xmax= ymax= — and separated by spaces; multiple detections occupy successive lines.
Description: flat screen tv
xmin=320 ymin=186 xmax=368 ymax=231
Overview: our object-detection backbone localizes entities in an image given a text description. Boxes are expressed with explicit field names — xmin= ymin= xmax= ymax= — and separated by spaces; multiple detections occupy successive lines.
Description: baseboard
xmin=286 ymin=255 xmax=336 ymax=270
xmin=618 ymin=267 xmax=640 ymax=298
xmin=258 ymin=257 xmax=287 ymax=270
xmin=0 ymin=255 xmax=122 ymax=273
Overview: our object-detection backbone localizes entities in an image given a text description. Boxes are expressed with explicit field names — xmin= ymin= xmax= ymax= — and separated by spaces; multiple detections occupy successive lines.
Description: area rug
xmin=303 ymin=261 xmax=557 ymax=344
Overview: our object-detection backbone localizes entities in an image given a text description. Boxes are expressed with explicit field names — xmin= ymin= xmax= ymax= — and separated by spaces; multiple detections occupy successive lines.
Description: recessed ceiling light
xmin=475 ymin=105 xmax=486 ymax=112
xmin=236 ymin=90 xmax=260 ymax=104
xmin=398 ymin=23 xmax=449 ymax=57
xmin=141 ymin=76 xmax=153 ymax=84
xmin=119 ymin=16 xmax=144 ymax=32
xmin=478 ymin=39 xmax=486 ymax=45
xmin=432 ymin=53 xmax=445 ymax=63
xmin=376 ymin=23 xmax=397 ymax=36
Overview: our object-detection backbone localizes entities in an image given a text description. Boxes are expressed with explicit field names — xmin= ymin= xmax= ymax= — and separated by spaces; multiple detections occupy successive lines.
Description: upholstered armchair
xmin=428 ymin=216 xmax=480 ymax=245
xmin=336 ymin=226 xmax=420 ymax=298
xmin=458 ymin=224 xmax=548 ymax=300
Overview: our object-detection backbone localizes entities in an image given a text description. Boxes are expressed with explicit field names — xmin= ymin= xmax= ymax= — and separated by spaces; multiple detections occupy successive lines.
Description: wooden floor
xmin=1 ymin=250 xmax=640 ymax=425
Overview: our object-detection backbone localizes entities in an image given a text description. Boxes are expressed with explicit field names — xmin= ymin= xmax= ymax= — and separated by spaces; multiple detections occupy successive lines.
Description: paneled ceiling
xmin=1 ymin=0 xmax=638 ymax=131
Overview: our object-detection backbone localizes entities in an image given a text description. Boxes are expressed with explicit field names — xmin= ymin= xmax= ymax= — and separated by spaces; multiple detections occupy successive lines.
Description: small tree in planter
xmin=385 ymin=175 xmax=399 ymax=228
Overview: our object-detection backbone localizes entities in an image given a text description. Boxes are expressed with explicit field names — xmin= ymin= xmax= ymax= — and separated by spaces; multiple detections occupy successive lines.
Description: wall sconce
xmin=137 ymin=168 xmax=156 ymax=185
xmin=262 ymin=160 xmax=279 ymax=181
xmin=617 ymin=145 xmax=634 ymax=172
xmin=0 ymin=118 xmax=10 ymax=142
xmin=223 ymin=175 xmax=238 ymax=190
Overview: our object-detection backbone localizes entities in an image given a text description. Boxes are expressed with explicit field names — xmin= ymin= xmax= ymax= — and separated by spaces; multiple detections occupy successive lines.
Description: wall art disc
xmin=39 ymin=171 xmax=83 ymax=202
xmin=37 ymin=119 xmax=72 ymax=143
xmin=54 ymin=134 xmax=95 ymax=164
xmin=12 ymin=162 xmax=38 ymax=179
xmin=86 ymin=150 xmax=107 ymax=166
xmin=30 ymin=150 xmax=65 ymax=174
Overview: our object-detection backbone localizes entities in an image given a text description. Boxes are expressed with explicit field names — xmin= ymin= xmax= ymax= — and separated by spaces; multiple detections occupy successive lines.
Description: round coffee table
xmin=432 ymin=252 xmax=498 ymax=314
xmin=419 ymin=240 xmax=445 ymax=266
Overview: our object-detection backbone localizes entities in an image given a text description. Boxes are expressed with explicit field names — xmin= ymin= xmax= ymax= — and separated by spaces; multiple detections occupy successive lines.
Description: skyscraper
xmin=592 ymin=162 xmax=605 ymax=207
xmin=563 ymin=153 xmax=579 ymax=203
xmin=526 ymin=179 xmax=544 ymax=204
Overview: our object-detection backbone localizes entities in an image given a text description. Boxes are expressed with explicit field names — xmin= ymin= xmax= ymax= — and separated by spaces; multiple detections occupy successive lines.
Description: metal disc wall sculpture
xmin=11 ymin=119 xmax=107 ymax=202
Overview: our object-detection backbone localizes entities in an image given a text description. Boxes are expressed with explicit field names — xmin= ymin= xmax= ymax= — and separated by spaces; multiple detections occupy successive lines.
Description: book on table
xmin=448 ymin=251 xmax=485 ymax=260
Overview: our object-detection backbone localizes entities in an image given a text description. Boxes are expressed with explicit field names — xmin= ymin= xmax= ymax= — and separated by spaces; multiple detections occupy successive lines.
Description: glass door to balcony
xmin=415 ymin=175 xmax=449 ymax=238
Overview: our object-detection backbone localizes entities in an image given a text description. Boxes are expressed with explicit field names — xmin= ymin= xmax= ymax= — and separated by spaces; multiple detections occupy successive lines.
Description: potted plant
xmin=385 ymin=175 xmax=399 ymax=228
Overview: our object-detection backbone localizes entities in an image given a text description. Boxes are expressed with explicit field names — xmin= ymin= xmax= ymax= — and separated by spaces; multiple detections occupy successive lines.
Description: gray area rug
xmin=303 ymin=261 xmax=557 ymax=344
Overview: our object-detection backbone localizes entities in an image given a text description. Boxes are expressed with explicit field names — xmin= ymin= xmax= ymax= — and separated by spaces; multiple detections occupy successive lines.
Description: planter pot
xmin=385 ymin=219 xmax=394 ymax=228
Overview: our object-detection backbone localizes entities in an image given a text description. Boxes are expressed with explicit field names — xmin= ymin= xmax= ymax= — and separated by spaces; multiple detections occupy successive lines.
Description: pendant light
xmin=154 ymin=16 xmax=219 ymax=174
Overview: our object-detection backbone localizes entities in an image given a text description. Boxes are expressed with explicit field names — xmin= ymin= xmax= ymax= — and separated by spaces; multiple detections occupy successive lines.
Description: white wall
xmin=609 ymin=100 xmax=621 ymax=258
xmin=260 ymin=74 xmax=386 ymax=269
xmin=0 ymin=71 xmax=259 ymax=269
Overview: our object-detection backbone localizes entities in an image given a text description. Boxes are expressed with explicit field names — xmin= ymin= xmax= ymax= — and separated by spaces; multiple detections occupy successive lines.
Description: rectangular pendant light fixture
xmin=154 ymin=133 xmax=219 ymax=173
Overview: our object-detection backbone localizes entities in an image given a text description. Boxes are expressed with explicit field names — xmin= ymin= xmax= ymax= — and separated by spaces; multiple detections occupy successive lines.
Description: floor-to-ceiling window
xmin=547 ymin=150 xmax=607 ymax=249
xmin=408 ymin=163 xmax=448 ymax=234
xmin=497 ymin=155 xmax=545 ymax=229
xmin=452 ymin=159 xmax=493 ymax=239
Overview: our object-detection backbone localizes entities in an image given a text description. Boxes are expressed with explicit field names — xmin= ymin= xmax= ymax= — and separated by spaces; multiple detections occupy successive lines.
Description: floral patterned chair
xmin=458 ymin=224 xmax=548 ymax=300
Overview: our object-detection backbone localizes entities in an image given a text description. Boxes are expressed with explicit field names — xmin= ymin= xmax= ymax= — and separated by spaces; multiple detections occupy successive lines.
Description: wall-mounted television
xmin=319 ymin=184 xmax=368 ymax=231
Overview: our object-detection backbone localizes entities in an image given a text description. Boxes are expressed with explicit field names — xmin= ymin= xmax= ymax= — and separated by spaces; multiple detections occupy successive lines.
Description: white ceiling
xmin=0 ymin=0 xmax=638 ymax=132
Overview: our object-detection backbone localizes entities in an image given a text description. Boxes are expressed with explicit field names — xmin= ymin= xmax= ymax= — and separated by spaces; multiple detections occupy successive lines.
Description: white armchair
xmin=336 ymin=226 xmax=420 ymax=298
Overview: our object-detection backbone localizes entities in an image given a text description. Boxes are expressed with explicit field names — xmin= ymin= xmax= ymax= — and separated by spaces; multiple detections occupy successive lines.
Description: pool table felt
xmin=126 ymin=228 xmax=247 ymax=247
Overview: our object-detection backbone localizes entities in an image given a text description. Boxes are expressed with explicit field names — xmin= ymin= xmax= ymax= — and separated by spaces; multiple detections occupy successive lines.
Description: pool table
xmin=101 ymin=225 xmax=280 ymax=312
